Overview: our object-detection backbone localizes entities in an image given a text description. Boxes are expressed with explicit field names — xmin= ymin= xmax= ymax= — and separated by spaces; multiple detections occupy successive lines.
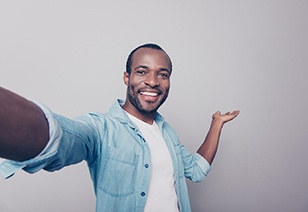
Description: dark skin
xmin=197 ymin=111 xmax=239 ymax=164
xmin=122 ymin=47 xmax=239 ymax=164
xmin=122 ymin=48 xmax=171 ymax=124
xmin=0 ymin=47 xmax=239 ymax=165
xmin=0 ymin=87 xmax=49 ymax=161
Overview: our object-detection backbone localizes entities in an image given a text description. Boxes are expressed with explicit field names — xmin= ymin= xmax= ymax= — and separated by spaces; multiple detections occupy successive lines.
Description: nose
xmin=144 ymin=73 xmax=159 ymax=87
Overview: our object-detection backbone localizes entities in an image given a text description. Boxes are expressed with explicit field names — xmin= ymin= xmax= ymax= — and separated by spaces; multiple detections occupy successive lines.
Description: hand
xmin=212 ymin=110 xmax=240 ymax=125
xmin=198 ymin=110 xmax=240 ymax=164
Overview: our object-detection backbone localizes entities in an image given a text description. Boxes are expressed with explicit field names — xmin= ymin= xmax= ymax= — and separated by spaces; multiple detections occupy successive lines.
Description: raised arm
xmin=0 ymin=87 xmax=49 ymax=161
xmin=197 ymin=110 xmax=240 ymax=165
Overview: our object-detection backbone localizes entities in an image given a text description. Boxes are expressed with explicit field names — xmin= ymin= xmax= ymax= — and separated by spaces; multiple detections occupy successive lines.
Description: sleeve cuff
xmin=194 ymin=152 xmax=211 ymax=176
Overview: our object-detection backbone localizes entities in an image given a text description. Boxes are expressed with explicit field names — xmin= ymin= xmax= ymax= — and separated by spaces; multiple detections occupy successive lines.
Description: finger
xmin=231 ymin=110 xmax=240 ymax=116
xmin=214 ymin=111 xmax=221 ymax=115
xmin=227 ymin=111 xmax=240 ymax=120
xmin=212 ymin=111 xmax=221 ymax=119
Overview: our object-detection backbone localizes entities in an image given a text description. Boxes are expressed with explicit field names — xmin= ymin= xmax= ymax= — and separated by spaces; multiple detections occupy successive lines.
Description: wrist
xmin=211 ymin=118 xmax=224 ymax=129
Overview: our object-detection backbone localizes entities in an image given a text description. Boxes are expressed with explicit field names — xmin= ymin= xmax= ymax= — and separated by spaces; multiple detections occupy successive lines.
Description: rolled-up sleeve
xmin=193 ymin=152 xmax=211 ymax=177
xmin=181 ymin=145 xmax=211 ymax=183
xmin=0 ymin=101 xmax=62 ymax=179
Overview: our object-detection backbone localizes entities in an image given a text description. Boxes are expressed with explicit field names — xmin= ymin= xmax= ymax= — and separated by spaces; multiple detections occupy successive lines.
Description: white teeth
xmin=140 ymin=92 xmax=158 ymax=96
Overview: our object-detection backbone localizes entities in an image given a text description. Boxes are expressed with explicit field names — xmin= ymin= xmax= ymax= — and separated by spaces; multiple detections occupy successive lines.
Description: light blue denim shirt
xmin=0 ymin=100 xmax=211 ymax=212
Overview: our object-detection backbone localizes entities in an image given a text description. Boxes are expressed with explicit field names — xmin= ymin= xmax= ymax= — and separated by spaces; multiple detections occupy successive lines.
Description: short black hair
xmin=125 ymin=43 xmax=172 ymax=74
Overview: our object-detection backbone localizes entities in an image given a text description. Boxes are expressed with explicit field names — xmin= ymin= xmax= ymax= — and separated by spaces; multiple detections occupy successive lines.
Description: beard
xmin=127 ymin=84 xmax=169 ymax=115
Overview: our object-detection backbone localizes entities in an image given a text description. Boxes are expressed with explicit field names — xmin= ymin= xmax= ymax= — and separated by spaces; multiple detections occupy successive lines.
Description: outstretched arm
xmin=197 ymin=110 xmax=240 ymax=165
xmin=0 ymin=87 xmax=49 ymax=161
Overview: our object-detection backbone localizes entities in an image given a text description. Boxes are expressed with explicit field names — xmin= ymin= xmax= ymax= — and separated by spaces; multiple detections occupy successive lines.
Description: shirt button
xmin=144 ymin=164 xmax=149 ymax=168
xmin=141 ymin=192 xmax=146 ymax=197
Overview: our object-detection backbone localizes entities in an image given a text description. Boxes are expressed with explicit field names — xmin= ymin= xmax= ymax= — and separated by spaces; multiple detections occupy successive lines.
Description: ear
xmin=123 ymin=72 xmax=129 ymax=85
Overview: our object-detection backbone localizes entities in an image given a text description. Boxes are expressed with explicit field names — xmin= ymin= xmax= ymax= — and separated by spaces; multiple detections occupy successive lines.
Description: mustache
xmin=138 ymin=86 xmax=163 ymax=94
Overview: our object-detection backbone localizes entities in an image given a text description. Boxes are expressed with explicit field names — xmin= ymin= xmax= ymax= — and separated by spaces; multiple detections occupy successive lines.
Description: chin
xmin=139 ymin=105 xmax=159 ymax=114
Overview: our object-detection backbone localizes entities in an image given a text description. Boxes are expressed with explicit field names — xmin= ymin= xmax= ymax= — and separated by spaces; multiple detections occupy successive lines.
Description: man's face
xmin=124 ymin=48 xmax=171 ymax=116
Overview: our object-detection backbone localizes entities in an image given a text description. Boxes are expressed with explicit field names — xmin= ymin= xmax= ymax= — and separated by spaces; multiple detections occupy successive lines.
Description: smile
xmin=140 ymin=91 xmax=159 ymax=97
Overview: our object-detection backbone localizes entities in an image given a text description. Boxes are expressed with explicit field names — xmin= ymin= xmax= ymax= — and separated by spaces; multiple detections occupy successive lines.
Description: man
xmin=0 ymin=43 xmax=239 ymax=211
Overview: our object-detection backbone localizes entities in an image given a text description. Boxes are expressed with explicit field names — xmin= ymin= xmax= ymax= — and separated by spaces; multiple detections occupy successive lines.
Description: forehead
xmin=131 ymin=48 xmax=171 ymax=71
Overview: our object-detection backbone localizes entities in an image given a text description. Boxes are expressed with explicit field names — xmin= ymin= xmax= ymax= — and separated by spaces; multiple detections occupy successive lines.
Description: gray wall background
xmin=0 ymin=1 xmax=307 ymax=211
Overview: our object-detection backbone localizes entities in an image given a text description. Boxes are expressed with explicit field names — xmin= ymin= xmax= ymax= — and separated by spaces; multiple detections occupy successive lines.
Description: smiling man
xmin=0 ymin=43 xmax=239 ymax=212
xmin=123 ymin=45 xmax=171 ymax=123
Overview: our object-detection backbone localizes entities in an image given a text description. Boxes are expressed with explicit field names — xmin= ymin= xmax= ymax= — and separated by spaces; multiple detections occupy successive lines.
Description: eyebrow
xmin=135 ymin=65 xmax=148 ymax=70
xmin=135 ymin=65 xmax=171 ymax=73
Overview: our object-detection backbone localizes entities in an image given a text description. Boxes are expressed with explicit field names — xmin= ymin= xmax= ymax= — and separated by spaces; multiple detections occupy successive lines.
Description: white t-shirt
xmin=127 ymin=113 xmax=179 ymax=212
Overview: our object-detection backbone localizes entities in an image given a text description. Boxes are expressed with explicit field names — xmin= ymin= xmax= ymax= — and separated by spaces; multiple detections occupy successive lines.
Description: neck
xmin=122 ymin=102 xmax=156 ymax=125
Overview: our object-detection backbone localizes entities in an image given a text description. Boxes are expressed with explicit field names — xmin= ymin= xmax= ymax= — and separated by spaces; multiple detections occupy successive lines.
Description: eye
xmin=159 ymin=72 xmax=170 ymax=79
xmin=136 ymin=70 xmax=146 ymax=75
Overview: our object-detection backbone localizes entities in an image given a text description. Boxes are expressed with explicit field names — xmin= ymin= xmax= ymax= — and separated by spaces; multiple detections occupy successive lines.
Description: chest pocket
xmin=99 ymin=147 xmax=138 ymax=197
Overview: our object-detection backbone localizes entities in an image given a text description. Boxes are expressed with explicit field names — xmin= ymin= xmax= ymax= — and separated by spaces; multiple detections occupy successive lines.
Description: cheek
xmin=163 ymin=81 xmax=170 ymax=91
xmin=130 ymin=85 xmax=136 ymax=92
xmin=128 ymin=75 xmax=140 ymax=84
xmin=128 ymin=84 xmax=139 ymax=96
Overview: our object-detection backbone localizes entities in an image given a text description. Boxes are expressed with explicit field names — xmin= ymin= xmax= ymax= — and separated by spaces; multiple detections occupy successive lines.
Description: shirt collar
xmin=108 ymin=99 xmax=165 ymax=128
